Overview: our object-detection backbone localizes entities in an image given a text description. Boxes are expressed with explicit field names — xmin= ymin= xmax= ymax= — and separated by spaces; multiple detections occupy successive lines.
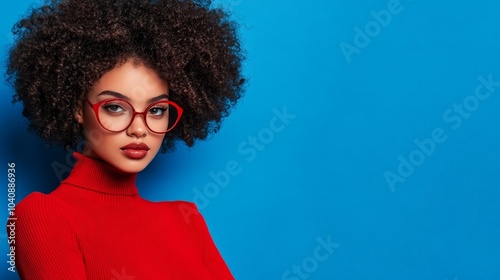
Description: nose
xmin=126 ymin=114 xmax=148 ymax=138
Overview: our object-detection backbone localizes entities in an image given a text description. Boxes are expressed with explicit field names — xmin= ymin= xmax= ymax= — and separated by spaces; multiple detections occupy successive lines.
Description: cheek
xmin=82 ymin=111 xmax=108 ymax=148
xmin=150 ymin=135 xmax=165 ymax=151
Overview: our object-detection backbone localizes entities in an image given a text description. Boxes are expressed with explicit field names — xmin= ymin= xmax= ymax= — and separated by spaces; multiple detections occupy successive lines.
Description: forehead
xmin=89 ymin=60 xmax=168 ymax=101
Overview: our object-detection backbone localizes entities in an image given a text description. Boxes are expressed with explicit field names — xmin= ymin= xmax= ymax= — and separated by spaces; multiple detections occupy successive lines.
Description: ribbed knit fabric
xmin=10 ymin=152 xmax=234 ymax=280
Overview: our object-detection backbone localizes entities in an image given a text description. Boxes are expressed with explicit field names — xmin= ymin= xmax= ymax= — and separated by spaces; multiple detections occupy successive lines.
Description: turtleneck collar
xmin=61 ymin=152 xmax=138 ymax=196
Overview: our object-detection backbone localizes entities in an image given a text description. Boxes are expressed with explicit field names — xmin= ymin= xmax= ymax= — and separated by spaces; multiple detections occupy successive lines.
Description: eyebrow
xmin=97 ymin=90 xmax=170 ymax=103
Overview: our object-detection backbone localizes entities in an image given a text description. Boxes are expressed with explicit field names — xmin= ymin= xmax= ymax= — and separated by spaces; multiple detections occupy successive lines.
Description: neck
xmin=61 ymin=152 xmax=138 ymax=196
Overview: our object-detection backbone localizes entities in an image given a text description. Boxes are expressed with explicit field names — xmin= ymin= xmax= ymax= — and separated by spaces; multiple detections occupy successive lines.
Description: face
xmin=76 ymin=60 xmax=169 ymax=173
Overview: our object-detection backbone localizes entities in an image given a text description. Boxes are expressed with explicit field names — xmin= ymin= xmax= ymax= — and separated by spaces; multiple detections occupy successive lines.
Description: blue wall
xmin=2 ymin=0 xmax=500 ymax=279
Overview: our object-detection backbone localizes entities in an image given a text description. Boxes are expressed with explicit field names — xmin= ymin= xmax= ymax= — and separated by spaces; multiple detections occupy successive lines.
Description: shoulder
xmin=17 ymin=191 xmax=70 ymax=211
xmin=15 ymin=192 xmax=75 ymax=224
xmin=150 ymin=200 xmax=203 ymax=226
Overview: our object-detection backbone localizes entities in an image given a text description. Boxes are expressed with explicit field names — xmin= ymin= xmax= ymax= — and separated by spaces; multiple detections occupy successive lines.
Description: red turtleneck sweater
xmin=10 ymin=152 xmax=234 ymax=279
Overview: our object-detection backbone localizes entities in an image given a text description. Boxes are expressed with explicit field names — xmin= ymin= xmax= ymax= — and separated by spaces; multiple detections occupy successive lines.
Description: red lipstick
xmin=120 ymin=143 xmax=150 ymax=159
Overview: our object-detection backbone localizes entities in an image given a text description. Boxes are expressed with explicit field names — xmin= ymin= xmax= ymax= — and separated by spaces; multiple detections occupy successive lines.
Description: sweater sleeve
xmin=188 ymin=203 xmax=235 ymax=280
xmin=9 ymin=192 xmax=86 ymax=280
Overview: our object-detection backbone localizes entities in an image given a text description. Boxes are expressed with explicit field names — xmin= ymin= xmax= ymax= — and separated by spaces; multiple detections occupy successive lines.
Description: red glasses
xmin=86 ymin=98 xmax=183 ymax=134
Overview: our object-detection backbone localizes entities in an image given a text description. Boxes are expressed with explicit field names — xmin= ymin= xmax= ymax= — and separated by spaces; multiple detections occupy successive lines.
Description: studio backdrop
xmin=1 ymin=0 xmax=500 ymax=279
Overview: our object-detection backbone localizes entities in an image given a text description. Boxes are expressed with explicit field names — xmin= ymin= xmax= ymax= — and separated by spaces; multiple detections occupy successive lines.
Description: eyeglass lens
xmin=98 ymin=100 xmax=179 ymax=133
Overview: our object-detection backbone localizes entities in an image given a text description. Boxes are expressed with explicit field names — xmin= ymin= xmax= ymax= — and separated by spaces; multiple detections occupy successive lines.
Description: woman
xmin=6 ymin=0 xmax=245 ymax=279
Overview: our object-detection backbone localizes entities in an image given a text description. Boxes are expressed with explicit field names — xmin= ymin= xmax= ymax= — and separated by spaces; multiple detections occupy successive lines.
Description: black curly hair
xmin=6 ymin=0 xmax=245 ymax=152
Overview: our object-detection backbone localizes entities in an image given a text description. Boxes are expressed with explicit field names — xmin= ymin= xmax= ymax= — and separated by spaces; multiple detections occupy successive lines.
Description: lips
xmin=120 ymin=143 xmax=150 ymax=159
xmin=120 ymin=143 xmax=150 ymax=150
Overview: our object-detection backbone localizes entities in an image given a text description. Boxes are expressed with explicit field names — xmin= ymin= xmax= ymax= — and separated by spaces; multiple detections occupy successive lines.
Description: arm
xmin=9 ymin=193 xmax=86 ymax=280
xmin=187 ymin=203 xmax=235 ymax=280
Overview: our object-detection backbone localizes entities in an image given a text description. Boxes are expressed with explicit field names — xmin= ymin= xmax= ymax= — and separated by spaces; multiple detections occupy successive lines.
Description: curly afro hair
xmin=6 ymin=0 xmax=245 ymax=152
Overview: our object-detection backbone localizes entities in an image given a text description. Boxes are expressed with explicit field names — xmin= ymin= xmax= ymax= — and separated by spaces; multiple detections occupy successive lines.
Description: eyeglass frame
xmin=85 ymin=98 xmax=183 ymax=134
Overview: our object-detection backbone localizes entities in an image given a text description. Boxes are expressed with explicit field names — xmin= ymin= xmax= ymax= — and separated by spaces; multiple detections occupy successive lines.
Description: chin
xmin=113 ymin=161 xmax=149 ymax=174
xmin=103 ymin=153 xmax=155 ymax=174
xmin=87 ymin=147 xmax=159 ymax=174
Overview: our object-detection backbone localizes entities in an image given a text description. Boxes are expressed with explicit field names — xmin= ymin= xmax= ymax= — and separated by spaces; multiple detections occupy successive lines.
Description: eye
xmin=102 ymin=103 xmax=126 ymax=113
xmin=149 ymin=106 xmax=168 ymax=117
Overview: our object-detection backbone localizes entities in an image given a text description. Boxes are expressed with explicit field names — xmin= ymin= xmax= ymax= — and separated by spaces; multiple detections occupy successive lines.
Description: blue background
xmin=1 ymin=0 xmax=500 ymax=279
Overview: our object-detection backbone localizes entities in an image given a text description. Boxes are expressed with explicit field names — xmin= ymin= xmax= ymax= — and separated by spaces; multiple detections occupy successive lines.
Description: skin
xmin=75 ymin=59 xmax=169 ymax=173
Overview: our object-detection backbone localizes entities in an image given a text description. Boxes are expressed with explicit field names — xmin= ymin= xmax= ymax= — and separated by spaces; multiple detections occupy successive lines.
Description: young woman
xmin=6 ymin=0 xmax=245 ymax=279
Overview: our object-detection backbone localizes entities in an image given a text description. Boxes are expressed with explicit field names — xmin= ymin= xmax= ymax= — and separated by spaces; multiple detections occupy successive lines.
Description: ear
xmin=75 ymin=107 xmax=84 ymax=124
